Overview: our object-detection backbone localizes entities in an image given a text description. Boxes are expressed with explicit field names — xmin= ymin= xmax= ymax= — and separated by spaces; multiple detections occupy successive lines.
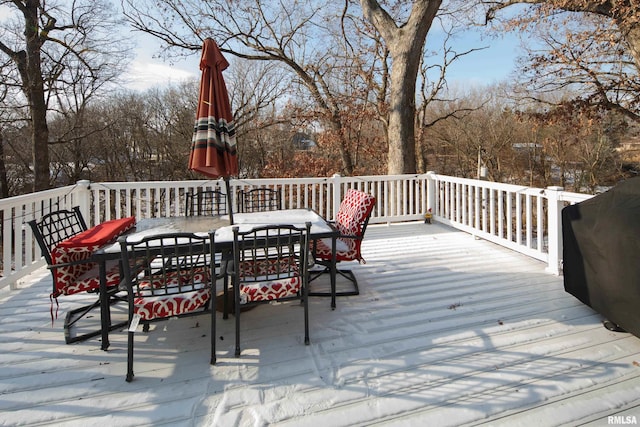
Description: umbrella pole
xmin=225 ymin=177 xmax=234 ymax=225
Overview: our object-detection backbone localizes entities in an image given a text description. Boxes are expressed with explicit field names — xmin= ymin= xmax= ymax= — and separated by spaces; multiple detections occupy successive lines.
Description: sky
xmin=430 ymin=30 xmax=522 ymax=88
xmin=126 ymin=27 xmax=523 ymax=92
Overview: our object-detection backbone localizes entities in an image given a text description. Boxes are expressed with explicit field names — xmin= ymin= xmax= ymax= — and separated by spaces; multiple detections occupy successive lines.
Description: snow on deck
xmin=1 ymin=221 xmax=639 ymax=426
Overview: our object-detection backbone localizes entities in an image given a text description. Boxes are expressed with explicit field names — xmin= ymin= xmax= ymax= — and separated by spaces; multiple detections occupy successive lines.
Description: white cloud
xmin=122 ymin=30 xmax=201 ymax=91
xmin=123 ymin=60 xmax=198 ymax=92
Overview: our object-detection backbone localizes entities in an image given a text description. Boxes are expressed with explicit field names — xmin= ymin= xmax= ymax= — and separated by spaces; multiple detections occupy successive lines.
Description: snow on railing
xmin=0 ymin=173 xmax=593 ymax=290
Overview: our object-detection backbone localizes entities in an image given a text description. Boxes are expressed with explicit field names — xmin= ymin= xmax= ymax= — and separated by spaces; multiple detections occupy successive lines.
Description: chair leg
xmin=64 ymin=299 xmax=100 ymax=328
xmin=222 ymin=274 xmax=229 ymax=320
xmin=303 ymin=284 xmax=310 ymax=346
xmin=234 ymin=278 xmax=241 ymax=357
xmin=210 ymin=292 xmax=217 ymax=365
xmin=336 ymin=269 xmax=359 ymax=296
xmin=126 ymin=329 xmax=134 ymax=382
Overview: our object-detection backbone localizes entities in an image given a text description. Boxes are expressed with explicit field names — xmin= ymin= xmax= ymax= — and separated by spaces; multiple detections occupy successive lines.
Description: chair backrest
xmin=28 ymin=206 xmax=88 ymax=264
xmin=119 ymin=232 xmax=215 ymax=320
xmin=334 ymin=189 xmax=376 ymax=261
xmin=237 ymin=188 xmax=282 ymax=213
xmin=232 ymin=222 xmax=311 ymax=303
xmin=335 ymin=189 xmax=376 ymax=238
xmin=186 ymin=190 xmax=228 ymax=216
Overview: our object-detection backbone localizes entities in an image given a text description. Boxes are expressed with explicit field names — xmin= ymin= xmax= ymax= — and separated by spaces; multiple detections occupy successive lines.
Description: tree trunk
xmin=360 ymin=0 xmax=442 ymax=175
xmin=330 ymin=118 xmax=355 ymax=175
xmin=23 ymin=1 xmax=50 ymax=192
xmin=0 ymin=130 xmax=8 ymax=198
xmin=387 ymin=50 xmax=421 ymax=175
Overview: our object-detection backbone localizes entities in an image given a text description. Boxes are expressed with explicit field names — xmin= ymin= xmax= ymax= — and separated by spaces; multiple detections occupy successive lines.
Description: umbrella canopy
xmin=189 ymin=38 xmax=238 ymax=178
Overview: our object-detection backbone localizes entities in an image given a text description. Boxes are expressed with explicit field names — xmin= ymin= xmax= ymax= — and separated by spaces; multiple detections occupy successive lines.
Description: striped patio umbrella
xmin=189 ymin=38 xmax=238 ymax=222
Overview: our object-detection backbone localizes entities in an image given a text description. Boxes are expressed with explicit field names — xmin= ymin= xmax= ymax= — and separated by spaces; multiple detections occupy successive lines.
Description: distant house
xmin=512 ymin=142 xmax=543 ymax=151
xmin=292 ymin=132 xmax=316 ymax=150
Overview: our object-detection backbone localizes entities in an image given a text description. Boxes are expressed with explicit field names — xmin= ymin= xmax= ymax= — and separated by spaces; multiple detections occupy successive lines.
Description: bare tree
xmin=0 ymin=52 xmax=32 ymax=195
xmin=484 ymin=1 xmax=640 ymax=70
xmin=81 ymin=84 xmax=199 ymax=182
xmin=480 ymin=0 xmax=640 ymax=120
xmin=227 ymin=60 xmax=299 ymax=178
xmin=0 ymin=0 xmax=131 ymax=191
xmin=424 ymin=85 xmax=525 ymax=179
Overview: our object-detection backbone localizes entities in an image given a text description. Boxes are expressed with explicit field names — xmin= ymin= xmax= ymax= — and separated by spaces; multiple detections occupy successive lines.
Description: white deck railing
xmin=0 ymin=173 xmax=593 ymax=290
xmin=426 ymin=173 xmax=593 ymax=275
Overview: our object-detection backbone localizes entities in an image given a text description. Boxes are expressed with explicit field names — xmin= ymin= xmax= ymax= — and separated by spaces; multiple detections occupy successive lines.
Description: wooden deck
xmin=1 ymin=221 xmax=639 ymax=426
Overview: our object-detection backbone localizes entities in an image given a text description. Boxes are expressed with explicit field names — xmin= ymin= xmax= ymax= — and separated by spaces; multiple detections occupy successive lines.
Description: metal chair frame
xmin=119 ymin=231 xmax=217 ymax=382
xmin=226 ymin=222 xmax=311 ymax=357
xmin=309 ymin=215 xmax=373 ymax=297
xmin=237 ymin=188 xmax=282 ymax=213
xmin=186 ymin=189 xmax=229 ymax=216
xmin=309 ymin=190 xmax=376 ymax=297
xmin=28 ymin=207 xmax=127 ymax=344
xmin=186 ymin=188 xmax=233 ymax=306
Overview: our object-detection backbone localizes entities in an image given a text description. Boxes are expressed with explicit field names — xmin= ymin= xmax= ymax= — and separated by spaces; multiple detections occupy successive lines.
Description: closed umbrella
xmin=189 ymin=38 xmax=238 ymax=223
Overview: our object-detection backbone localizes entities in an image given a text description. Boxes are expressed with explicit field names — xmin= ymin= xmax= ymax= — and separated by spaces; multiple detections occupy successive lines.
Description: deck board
xmin=1 ymin=221 xmax=639 ymax=426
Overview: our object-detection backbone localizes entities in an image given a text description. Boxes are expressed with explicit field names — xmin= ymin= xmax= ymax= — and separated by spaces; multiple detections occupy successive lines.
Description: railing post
xmin=545 ymin=186 xmax=564 ymax=275
xmin=331 ymin=173 xmax=342 ymax=221
xmin=76 ymin=180 xmax=92 ymax=224
xmin=426 ymin=171 xmax=436 ymax=216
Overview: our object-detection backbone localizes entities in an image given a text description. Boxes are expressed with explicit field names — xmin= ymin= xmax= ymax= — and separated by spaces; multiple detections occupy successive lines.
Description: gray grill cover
xmin=562 ymin=177 xmax=640 ymax=338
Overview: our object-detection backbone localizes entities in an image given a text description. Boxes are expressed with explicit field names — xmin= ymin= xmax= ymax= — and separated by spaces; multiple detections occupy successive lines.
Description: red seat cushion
xmin=58 ymin=216 xmax=136 ymax=249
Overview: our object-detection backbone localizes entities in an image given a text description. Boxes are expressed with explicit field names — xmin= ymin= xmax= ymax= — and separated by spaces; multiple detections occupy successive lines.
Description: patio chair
xmin=119 ymin=231 xmax=217 ymax=382
xmin=226 ymin=222 xmax=311 ymax=357
xmin=237 ymin=188 xmax=282 ymax=212
xmin=28 ymin=207 xmax=135 ymax=344
xmin=186 ymin=189 xmax=233 ymax=311
xmin=310 ymin=189 xmax=376 ymax=297
xmin=185 ymin=189 xmax=229 ymax=216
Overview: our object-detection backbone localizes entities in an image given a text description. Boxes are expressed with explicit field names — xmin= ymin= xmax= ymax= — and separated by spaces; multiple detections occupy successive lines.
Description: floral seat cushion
xmin=133 ymin=267 xmax=211 ymax=320
xmin=238 ymin=257 xmax=301 ymax=303
xmin=56 ymin=258 xmax=122 ymax=296
xmin=313 ymin=237 xmax=356 ymax=262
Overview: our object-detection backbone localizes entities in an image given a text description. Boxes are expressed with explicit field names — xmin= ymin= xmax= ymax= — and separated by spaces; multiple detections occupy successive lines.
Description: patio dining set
xmin=28 ymin=187 xmax=376 ymax=382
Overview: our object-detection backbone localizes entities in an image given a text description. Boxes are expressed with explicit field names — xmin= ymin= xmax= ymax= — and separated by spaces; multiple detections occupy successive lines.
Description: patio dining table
xmin=92 ymin=208 xmax=338 ymax=350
